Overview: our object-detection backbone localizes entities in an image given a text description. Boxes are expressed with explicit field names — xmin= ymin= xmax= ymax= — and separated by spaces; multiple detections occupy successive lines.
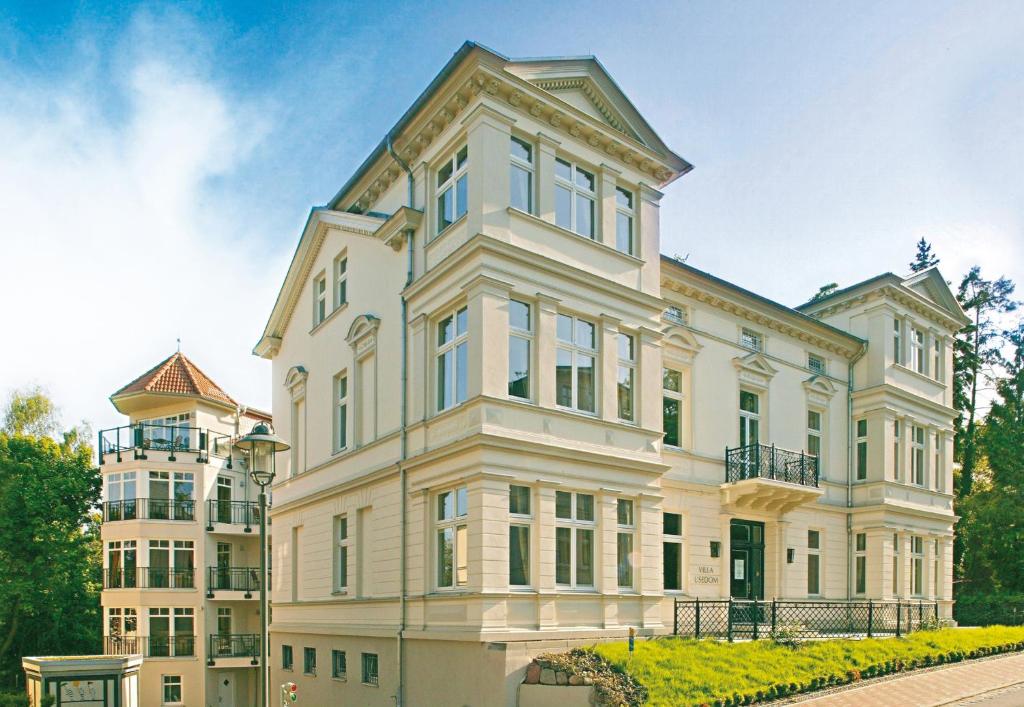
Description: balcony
xmin=98 ymin=423 xmax=234 ymax=465
xmin=721 ymin=443 xmax=823 ymax=513
xmin=206 ymin=567 xmax=265 ymax=598
xmin=103 ymin=635 xmax=195 ymax=657
xmin=206 ymin=500 xmax=267 ymax=532
xmin=104 ymin=567 xmax=196 ymax=589
xmin=207 ymin=634 xmax=259 ymax=666
xmin=103 ymin=498 xmax=195 ymax=522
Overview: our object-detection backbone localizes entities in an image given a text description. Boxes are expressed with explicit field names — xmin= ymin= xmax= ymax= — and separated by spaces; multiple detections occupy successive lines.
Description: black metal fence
xmin=103 ymin=498 xmax=196 ymax=522
xmin=674 ymin=598 xmax=939 ymax=641
xmin=104 ymin=567 xmax=195 ymax=589
xmin=207 ymin=566 xmax=263 ymax=594
xmin=206 ymin=499 xmax=264 ymax=528
xmin=103 ymin=635 xmax=140 ymax=655
xmin=98 ymin=423 xmax=233 ymax=465
xmin=208 ymin=633 xmax=260 ymax=661
xmin=725 ymin=443 xmax=819 ymax=486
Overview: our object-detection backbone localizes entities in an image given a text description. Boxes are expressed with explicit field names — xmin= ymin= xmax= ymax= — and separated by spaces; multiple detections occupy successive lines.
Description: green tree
xmin=0 ymin=393 xmax=100 ymax=686
xmin=909 ymin=238 xmax=939 ymax=272
xmin=809 ymin=282 xmax=839 ymax=302
xmin=1 ymin=386 xmax=59 ymax=438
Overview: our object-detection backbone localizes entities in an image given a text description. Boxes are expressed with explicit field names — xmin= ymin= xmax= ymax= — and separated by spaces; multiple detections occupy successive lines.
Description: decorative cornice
xmin=807 ymin=284 xmax=965 ymax=333
xmin=530 ymin=77 xmax=636 ymax=139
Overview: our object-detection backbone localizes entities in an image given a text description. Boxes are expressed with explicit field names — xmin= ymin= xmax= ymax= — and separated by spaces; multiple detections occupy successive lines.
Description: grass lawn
xmin=593 ymin=626 xmax=1024 ymax=707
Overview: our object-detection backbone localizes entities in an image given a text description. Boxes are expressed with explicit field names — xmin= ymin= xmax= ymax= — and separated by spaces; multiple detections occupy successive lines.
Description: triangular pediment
xmin=902 ymin=268 xmax=966 ymax=321
xmin=526 ymin=76 xmax=643 ymax=142
xmin=732 ymin=352 xmax=778 ymax=380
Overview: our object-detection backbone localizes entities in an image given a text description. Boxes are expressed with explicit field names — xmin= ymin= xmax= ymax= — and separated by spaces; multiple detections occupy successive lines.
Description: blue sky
xmin=1 ymin=1 xmax=1021 ymax=433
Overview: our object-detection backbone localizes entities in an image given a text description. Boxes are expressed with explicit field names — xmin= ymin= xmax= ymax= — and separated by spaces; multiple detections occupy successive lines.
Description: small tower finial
xmin=177 ymin=337 xmax=181 ymax=353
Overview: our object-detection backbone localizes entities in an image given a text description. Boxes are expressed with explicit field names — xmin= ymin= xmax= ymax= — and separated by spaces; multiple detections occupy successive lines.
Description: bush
xmin=0 ymin=692 xmax=27 ymax=707
xmin=533 ymin=648 xmax=647 ymax=706
xmin=955 ymin=594 xmax=1024 ymax=627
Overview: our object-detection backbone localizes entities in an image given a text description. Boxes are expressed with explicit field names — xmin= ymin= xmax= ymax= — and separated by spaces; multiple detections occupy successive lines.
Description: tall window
xmin=740 ymin=328 xmax=763 ymax=352
xmin=911 ymin=536 xmax=924 ymax=596
xmin=106 ymin=471 xmax=137 ymax=520
xmin=739 ymin=391 xmax=760 ymax=447
xmin=807 ymin=530 xmax=821 ymax=595
xmin=314 ymin=274 xmax=327 ymax=326
xmin=148 ymin=608 xmax=194 ymax=657
xmin=555 ymin=314 xmax=597 ymax=413
xmin=554 ymin=158 xmax=596 ymax=238
xmin=162 ymin=676 xmax=182 ymax=705
xmin=933 ymin=339 xmax=942 ymax=380
xmin=893 ymin=319 xmax=903 ymax=365
xmin=933 ymin=538 xmax=939 ymax=598
xmin=615 ymin=187 xmax=634 ymax=254
xmin=892 ymin=533 xmax=900 ymax=596
xmin=436 ymin=487 xmax=468 ymax=588
xmin=617 ymin=333 xmax=636 ymax=422
xmin=856 ymin=419 xmax=868 ymax=480
xmin=436 ymin=145 xmax=468 ymax=232
xmin=304 ymin=647 xmax=317 ymax=675
xmin=332 ymin=650 xmax=347 ymax=679
xmin=663 ymin=513 xmax=683 ymax=591
xmin=855 ymin=532 xmax=867 ymax=595
xmin=437 ymin=307 xmax=468 ymax=411
xmin=361 ymin=653 xmax=379 ymax=686
xmin=910 ymin=327 xmax=925 ymax=373
xmin=807 ymin=353 xmax=826 ymax=375
xmin=912 ymin=425 xmax=926 ymax=485
xmin=616 ymin=499 xmax=634 ymax=589
xmin=663 ymin=368 xmax=683 ymax=448
xmin=934 ymin=432 xmax=942 ymax=490
xmin=509 ymin=485 xmax=531 ymax=587
xmin=510 ymin=137 xmax=533 ymax=213
xmin=555 ymin=491 xmax=594 ymax=588
xmin=107 ymin=540 xmax=137 ymax=588
xmin=893 ymin=420 xmax=901 ymax=481
xmin=334 ymin=373 xmax=348 ymax=452
xmin=806 ymin=410 xmax=822 ymax=465
xmin=333 ymin=515 xmax=349 ymax=592
xmin=282 ymin=645 xmax=293 ymax=670
xmin=508 ymin=300 xmax=532 ymax=400
xmin=334 ymin=254 xmax=348 ymax=308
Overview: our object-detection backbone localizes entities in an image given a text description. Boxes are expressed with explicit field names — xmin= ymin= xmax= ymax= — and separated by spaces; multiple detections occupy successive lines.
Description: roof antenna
xmin=176 ymin=337 xmax=181 ymax=353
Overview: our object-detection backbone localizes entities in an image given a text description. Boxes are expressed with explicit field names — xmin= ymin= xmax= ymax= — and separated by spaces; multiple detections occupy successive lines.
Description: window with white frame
xmin=932 ymin=538 xmax=939 ymax=597
xmin=508 ymin=485 xmax=531 ymax=587
xmin=893 ymin=420 xmax=901 ymax=481
xmin=739 ymin=391 xmax=760 ymax=448
xmin=892 ymin=533 xmax=900 ymax=596
xmin=106 ymin=471 xmax=137 ymax=519
xmin=510 ymin=137 xmax=533 ymax=213
xmin=806 ymin=410 xmax=822 ymax=467
xmin=934 ymin=432 xmax=942 ymax=490
xmin=333 ymin=515 xmax=349 ymax=592
xmin=617 ymin=333 xmax=636 ymax=422
xmin=162 ymin=675 xmax=182 ymax=705
xmin=334 ymin=254 xmax=348 ymax=309
xmin=436 ymin=145 xmax=468 ymax=233
xmin=555 ymin=491 xmax=594 ymax=588
xmin=855 ymin=532 xmax=867 ymax=595
xmin=140 ymin=413 xmax=192 ymax=450
xmin=912 ymin=425 xmax=926 ymax=485
xmin=663 ymin=368 xmax=683 ymax=448
xmin=334 ymin=373 xmax=348 ymax=452
xmin=911 ymin=536 xmax=924 ymax=596
xmin=555 ymin=314 xmax=597 ymax=413
xmin=893 ymin=319 xmax=903 ymax=365
xmin=910 ymin=327 xmax=925 ymax=373
xmin=615 ymin=186 xmax=634 ymax=254
xmin=313 ymin=274 xmax=327 ymax=326
xmin=807 ymin=530 xmax=821 ymax=595
xmin=436 ymin=487 xmax=468 ymax=588
xmin=108 ymin=607 xmax=138 ymax=638
xmin=361 ymin=652 xmax=379 ymax=686
xmin=663 ymin=305 xmax=688 ymax=325
xmin=148 ymin=607 xmax=193 ymax=657
xmin=933 ymin=338 xmax=942 ymax=380
xmin=616 ymin=499 xmax=635 ymax=588
xmin=554 ymin=158 xmax=596 ymax=238
xmin=807 ymin=353 xmax=826 ymax=375
xmin=856 ymin=419 xmax=868 ymax=480
xmin=663 ymin=512 xmax=683 ymax=591
xmin=508 ymin=300 xmax=532 ymax=400
xmin=107 ymin=540 xmax=137 ymax=588
xmin=436 ymin=307 xmax=468 ymax=411
xmin=332 ymin=650 xmax=347 ymax=679
xmin=740 ymin=328 xmax=763 ymax=352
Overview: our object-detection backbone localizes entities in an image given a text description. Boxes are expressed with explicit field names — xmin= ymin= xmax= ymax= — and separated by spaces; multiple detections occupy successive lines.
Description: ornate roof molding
xmin=529 ymin=76 xmax=639 ymax=141
xmin=733 ymin=352 xmax=778 ymax=390
xmin=809 ymin=284 xmax=966 ymax=332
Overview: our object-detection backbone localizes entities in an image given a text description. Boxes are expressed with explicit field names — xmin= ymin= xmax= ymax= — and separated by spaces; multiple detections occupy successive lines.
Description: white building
xmin=254 ymin=42 xmax=968 ymax=706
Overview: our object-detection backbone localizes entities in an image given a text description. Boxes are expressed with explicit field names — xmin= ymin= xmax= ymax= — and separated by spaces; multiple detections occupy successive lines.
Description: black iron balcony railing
xmin=207 ymin=633 xmax=259 ymax=663
xmin=103 ymin=635 xmax=141 ymax=655
xmin=104 ymin=567 xmax=196 ymax=589
xmin=145 ymin=635 xmax=196 ymax=658
xmin=725 ymin=443 xmax=819 ymax=487
xmin=103 ymin=498 xmax=196 ymax=522
xmin=98 ymin=423 xmax=234 ymax=465
xmin=206 ymin=500 xmax=267 ymax=530
xmin=207 ymin=566 xmax=264 ymax=596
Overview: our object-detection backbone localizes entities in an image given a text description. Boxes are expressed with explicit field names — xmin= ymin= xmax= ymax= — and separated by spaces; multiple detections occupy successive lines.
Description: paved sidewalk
xmin=792 ymin=652 xmax=1024 ymax=706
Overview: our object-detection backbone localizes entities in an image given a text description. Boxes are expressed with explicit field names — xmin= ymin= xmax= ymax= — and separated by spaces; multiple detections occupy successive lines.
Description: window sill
xmin=507 ymin=207 xmax=643 ymax=263
xmin=332 ymin=677 xmax=347 ymax=683
xmin=281 ymin=668 xmax=293 ymax=672
xmin=331 ymin=590 xmax=348 ymax=596
xmin=362 ymin=682 xmax=380 ymax=688
xmin=428 ymin=214 xmax=467 ymax=245
xmin=309 ymin=301 xmax=348 ymax=336
xmin=555 ymin=405 xmax=599 ymax=419
xmin=554 ymin=587 xmax=599 ymax=593
xmin=891 ymin=363 xmax=944 ymax=386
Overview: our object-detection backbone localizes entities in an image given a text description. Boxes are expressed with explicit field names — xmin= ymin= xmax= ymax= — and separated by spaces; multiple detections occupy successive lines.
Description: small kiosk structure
xmin=22 ymin=655 xmax=141 ymax=707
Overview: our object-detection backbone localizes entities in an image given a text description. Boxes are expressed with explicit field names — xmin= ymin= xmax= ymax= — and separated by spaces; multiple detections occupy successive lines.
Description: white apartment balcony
xmin=721 ymin=443 xmax=823 ymax=514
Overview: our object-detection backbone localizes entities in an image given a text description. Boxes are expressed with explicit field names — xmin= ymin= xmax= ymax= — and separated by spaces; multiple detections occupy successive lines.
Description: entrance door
xmin=730 ymin=519 xmax=765 ymax=599
xmin=218 ymin=674 xmax=234 ymax=707
xmin=216 ymin=542 xmax=232 ymax=591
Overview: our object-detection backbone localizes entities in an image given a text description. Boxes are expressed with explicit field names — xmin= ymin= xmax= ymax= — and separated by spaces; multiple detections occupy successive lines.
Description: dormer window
xmin=740 ymin=328 xmax=763 ymax=352
xmin=664 ymin=305 xmax=687 ymax=325
xmin=510 ymin=137 xmax=533 ymax=213
xmin=554 ymin=158 xmax=595 ymax=239
xmin=615 ymin=187 xmax=634 ymax=255
xmin=437 ymin=146 xmax=468 ymax=233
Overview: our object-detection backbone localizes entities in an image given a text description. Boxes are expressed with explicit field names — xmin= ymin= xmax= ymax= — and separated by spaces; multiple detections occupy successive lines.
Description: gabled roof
xmin=112 ymin=352 xmax=237 ymax=408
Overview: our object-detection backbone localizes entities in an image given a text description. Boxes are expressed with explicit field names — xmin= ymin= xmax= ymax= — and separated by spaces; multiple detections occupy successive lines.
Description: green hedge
xmin=593 ymin=626 xmax=1024 ymax=707
xmin=955 ymin=595 xmax=1024 ymax=627
xmin=0 ymin=692 xmax=27 ymax=707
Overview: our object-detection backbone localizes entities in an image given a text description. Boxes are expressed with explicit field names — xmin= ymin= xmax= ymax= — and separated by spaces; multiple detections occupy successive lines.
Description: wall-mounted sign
xmin=693 ymin=564 xmax=719 ymax=585
xmin=734 ymin=558 xmax=745 ymax=580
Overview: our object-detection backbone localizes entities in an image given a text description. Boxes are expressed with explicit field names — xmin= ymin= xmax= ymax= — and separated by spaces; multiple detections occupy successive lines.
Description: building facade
xmin=255 ymin=42 xmax=969 ymax=706
xmin=99 ymin=352 xmax=271 ymax=707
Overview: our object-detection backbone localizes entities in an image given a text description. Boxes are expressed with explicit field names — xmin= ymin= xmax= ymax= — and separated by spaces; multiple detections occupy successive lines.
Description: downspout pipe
xmin=846 ymin=343 xmax=868 ymax=599
xmin=387 ymin=130 xmax=415 ymax=707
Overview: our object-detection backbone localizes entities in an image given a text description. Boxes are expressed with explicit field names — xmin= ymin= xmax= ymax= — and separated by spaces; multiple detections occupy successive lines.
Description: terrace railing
xmin=207 ymin=566 xmax=263 ymax=595
xmin=674 ymin=598 xmax=939 ymax=641
xmin=145 ymin=635 xmax=196 ymax=658
xmin=725 ymin=443 xmax=819 ymax=487
xmin=208 ymin=633 xmax=259 ymax=663
xmin=98 ymin=423 xmax=233 ymax=465
xmin=103 ymin=635 xmax=141 ymax=655
xmin=206 ymin=500 xmax=266 ymax=530
xmin=104 ymin=567 xmax=195 ymax=589
xmin=103 ymin=498 xmax=195 ymax=522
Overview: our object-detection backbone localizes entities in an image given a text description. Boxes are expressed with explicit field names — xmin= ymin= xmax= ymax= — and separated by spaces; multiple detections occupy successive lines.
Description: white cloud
xmin=0 ymin=17 xmax=278 ymax=434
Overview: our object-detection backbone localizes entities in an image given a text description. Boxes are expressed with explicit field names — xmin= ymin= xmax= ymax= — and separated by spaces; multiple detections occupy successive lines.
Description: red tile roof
xmin=112 ymin=352 xmax=237 ymax=407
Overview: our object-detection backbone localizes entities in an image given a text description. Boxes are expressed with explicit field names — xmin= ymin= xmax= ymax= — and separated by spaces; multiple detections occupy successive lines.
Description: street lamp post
xmin=234 ymin=422 xmax=289 ymax=707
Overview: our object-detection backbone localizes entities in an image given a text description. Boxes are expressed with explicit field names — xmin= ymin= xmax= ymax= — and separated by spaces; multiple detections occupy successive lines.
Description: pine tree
xmin=910 ymin=238 xmax=940 ymax=272
xmin=809 ymin=282 xmax=838 ymax=302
